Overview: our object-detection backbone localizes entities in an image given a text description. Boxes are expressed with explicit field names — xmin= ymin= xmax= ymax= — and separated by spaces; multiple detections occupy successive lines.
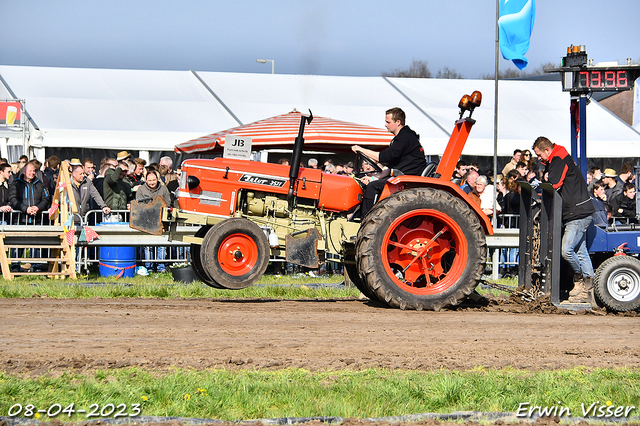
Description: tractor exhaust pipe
xmin=288 ymin=110 xmax=313 ymax=206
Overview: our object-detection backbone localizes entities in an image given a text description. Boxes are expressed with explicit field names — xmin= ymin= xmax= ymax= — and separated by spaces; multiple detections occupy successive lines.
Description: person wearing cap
xmin=116 ymin=151 xmax=131 ymax=162
xmin=69 ymin=158 xmax=82 ymax=173
xmin=602 ymin=168 xmax=623 ymax=201
xmin=534 ymin=136 xmax=595 ymax=306
xmin=103 ymin=151 xmax=132 ymax=211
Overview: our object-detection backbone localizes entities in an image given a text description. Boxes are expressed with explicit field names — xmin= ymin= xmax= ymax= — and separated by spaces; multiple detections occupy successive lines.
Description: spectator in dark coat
xmin=8 ymin=162 xmax=51 ymax=224
xmin=94 ymin=157 xmax=117 ymax=201
xmin=0 ymin=163 xmax=13 ymax=223
xmin=610 ymin=182 xmax=637 ymax=223
xmin=103 ymin=161 xmax=132 ymax=211
xmin=43 ymin=155 xmax=60 ymax=195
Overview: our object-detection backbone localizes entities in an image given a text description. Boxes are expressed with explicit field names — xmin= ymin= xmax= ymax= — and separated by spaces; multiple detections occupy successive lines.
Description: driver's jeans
xmin=361 ymin=177 xmax=390 ymax=219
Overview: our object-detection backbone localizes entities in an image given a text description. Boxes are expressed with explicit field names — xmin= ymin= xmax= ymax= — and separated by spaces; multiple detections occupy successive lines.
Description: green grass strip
xmin=0 ymin=272 xmax=514 ymax=300
xmin=1 ymin=368 xmax=638 ymax=422
xmin=0 ymin=273 xmax=359 ymax=300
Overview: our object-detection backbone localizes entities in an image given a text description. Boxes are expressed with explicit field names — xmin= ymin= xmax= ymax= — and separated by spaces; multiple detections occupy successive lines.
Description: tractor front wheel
xmin=356 ymin=188 xmax=486 ymax=310
xmin=191 ymin=225 xmax=225 ymax=289
xmin=201 ymin=218 xmax=270 ymax=289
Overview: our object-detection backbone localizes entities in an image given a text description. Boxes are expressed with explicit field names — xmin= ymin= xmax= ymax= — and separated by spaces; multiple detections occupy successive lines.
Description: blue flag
xmin=499 ymin=0 xmax=536 ymax=70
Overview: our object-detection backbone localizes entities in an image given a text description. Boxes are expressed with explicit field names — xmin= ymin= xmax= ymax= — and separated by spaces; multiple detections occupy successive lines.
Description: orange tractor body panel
xmin=177 ymin=157 xmax=364 ymax=216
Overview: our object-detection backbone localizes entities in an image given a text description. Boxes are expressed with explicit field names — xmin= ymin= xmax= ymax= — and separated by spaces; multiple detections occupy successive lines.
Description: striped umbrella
xmin=175 ymin=111 xmax=392 ymax=154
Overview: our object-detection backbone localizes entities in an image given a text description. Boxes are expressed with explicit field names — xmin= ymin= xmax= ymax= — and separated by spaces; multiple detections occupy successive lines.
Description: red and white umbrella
xmin=175 ymin=111 xmax=392 ymax=154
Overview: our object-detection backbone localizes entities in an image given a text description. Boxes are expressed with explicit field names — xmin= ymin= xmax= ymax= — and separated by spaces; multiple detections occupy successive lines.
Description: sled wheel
xmin=190 ymin=225 xmax=224 ymax=289
xmin=356 ymin=187 xmax=486 ymax=310
xmin=594 ymin=256 xmax=640 ymax=312
xmin=344 ymin=263 xmax=378 ymax=301
xmin=202 ymin=218 xmax=270 ymax=289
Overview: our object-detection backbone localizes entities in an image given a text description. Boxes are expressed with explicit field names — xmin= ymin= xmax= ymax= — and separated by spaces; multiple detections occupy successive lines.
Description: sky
xmin=1 ymin=0 xmax=639 ymax=79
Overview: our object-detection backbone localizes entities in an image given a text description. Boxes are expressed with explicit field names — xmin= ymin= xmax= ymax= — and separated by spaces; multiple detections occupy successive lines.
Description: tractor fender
xmin=379 ymin=175 xmax=494 ymax=235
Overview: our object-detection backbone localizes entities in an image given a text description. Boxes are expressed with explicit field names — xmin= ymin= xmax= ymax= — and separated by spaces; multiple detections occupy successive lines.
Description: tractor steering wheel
xmin=354 ymin=151 xmax=383 ymax=179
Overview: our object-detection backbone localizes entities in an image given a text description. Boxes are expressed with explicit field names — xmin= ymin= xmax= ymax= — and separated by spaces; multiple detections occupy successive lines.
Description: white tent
xmin=0 ymin=65 xmax=639 ymax=160
xmin=0 ymin=66 xmax=239 ymax=152
xmin=387 ymin=77 xmax=640 ymax=157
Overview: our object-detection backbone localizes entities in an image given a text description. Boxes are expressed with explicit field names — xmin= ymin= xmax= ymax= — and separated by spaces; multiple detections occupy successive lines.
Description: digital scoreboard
xmin=549 ymin=45 xmax=640 ymax=93
xmin=562 ymin=67 xmax=640 ymax=92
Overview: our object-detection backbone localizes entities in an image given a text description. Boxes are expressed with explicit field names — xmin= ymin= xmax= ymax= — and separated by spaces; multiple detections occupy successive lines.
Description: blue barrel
xmin=96 ymin=222 xmax=136 ymax=278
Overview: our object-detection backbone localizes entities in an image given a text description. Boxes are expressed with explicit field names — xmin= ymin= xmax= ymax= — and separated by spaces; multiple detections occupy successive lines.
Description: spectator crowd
xmin=0 ymin=151 xmax=181 ymax=274
xmin=1 ymin=147 xmax=636 ymax=278
xmin=447 ymin=149 xmax=637 ymax=277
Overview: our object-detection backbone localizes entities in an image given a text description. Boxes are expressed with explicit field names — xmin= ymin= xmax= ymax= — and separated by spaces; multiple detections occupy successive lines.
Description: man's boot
xmin=583 ymin=276 xmax=596 ymax=306
xmin=569 ymin=272 xmax=585 ymax=297
xmin=568 ymin=274 xmax=591 ymax=304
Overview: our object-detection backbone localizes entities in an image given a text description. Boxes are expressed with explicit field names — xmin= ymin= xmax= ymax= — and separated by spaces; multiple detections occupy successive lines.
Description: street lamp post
xmin=256 ymin=59 xmax=274 ymax=74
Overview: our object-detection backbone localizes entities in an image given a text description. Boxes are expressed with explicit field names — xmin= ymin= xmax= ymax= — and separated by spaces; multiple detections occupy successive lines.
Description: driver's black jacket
xmin=378 ymin=126 xmax=426 ymax=176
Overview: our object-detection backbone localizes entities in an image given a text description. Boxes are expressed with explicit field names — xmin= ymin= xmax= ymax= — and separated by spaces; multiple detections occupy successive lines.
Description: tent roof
xmin=0 ymin=66 xmax=239 ymax=149
xmin=176 ymin=110 xmax=393 ymax=154
xmin=0 ymin=65 xmax=638 ymax=157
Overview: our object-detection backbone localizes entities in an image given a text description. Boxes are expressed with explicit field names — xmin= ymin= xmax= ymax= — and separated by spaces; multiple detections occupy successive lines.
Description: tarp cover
xmin=175 ymin=111 xmax=392 ymax=154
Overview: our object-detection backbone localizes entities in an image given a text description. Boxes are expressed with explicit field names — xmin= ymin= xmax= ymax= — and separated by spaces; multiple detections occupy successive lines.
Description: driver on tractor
xmin=352 ymin=107 xmax=426 ymax=218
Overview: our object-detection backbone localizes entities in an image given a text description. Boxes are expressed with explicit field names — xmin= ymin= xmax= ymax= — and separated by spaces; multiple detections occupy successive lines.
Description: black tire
xmin=190 ymin=225 xmax=225 ymax=289
xmin=355 ymin=187 xmax=486 ymax=311
xmin=344 ymin=263 xmax=378 ymax=301
xmin=594 ymin=256 xmax=640 ymax=312
xmin=201 ymin=218 xmax=270 ymax=289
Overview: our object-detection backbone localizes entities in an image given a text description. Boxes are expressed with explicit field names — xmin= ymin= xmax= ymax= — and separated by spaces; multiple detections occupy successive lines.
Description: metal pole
xmin=579 ymin=94 xmax=587 ymax=178
xmin=491 ymin=0 xmax=500 ymax=280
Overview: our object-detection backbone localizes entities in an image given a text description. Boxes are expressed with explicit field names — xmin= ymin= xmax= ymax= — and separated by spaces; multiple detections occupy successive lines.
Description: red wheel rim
xmin=217 ymin=233 xmax=259 ymax=276
xmin=381 ymin=209 xmax=468 ymax=295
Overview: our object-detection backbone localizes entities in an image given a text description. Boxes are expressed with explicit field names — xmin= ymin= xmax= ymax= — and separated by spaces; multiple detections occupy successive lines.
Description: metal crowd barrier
xmin=1 ymin=209 xmax=522 ymax=277
xmin=486 ymin=214 xmax=521 ymax=280
xmin=77 ymin=210 xmax=194 ymax=273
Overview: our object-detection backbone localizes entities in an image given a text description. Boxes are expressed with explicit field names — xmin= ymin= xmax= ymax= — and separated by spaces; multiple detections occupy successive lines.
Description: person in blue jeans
xmin=533 ymin=136 xmax=595 ymax=305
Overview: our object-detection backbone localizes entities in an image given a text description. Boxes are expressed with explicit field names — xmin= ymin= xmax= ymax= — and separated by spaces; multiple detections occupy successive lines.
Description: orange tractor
xmin=132 ymin=91 xmax=493 ymax=310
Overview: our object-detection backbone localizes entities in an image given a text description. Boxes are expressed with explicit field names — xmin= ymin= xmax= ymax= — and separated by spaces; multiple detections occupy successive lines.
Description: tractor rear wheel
xmin=202 ymin=218 xmax=270 ymax=289
xmin=356 ymin=187 xmax=486 ymax=310
xmin=594 ymin=255 xmax=640 ymax=312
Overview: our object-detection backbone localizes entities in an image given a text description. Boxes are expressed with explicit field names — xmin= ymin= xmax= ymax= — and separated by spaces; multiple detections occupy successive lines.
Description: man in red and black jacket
xmin=533 ymin=136 xmax=595 ymax=305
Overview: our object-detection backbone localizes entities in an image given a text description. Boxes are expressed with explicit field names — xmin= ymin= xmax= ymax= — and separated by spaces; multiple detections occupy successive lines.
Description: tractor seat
xmin=421 ymin=161 xmax=438 ymax=178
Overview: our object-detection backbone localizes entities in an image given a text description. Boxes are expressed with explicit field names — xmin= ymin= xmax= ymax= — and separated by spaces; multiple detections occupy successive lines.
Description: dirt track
xmin=1 ymin=296 xmax=639 ymax=375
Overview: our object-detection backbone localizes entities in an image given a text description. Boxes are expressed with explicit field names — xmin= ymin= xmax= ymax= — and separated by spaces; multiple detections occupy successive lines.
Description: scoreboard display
xmin=562 ymin=67 xmax=640 ymax=92
xmin=552 ymin=45 xmax=640 ymax=93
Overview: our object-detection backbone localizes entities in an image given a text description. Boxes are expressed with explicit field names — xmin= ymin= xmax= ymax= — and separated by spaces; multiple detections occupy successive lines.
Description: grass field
xmin=0 ymin=271 xmax=359 ymax=299
xmin=8 ymin=272 xmax=620 ymax=422
xmin=0 ymin=269 xmax=515 ymax=300
xmin=1 ymin=368 xmax=638 ymax=421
